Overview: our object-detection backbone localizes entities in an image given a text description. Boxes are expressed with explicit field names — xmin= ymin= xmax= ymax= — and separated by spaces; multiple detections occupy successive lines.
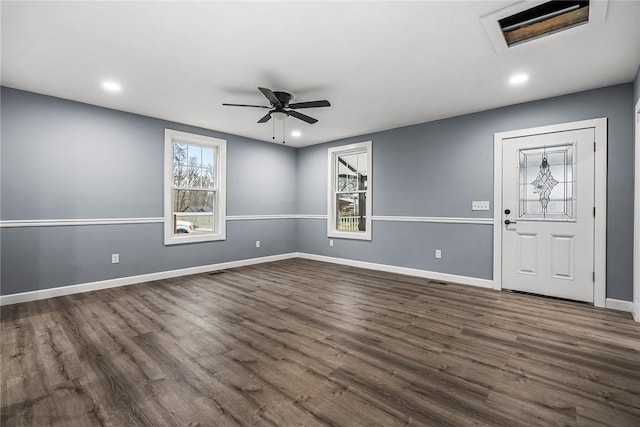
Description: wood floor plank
xmin=2 ymin=258 xmax=639 ymax=426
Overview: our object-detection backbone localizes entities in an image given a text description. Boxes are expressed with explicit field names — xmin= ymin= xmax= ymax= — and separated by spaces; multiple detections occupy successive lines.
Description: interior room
xmin=2 ymin=1 xmax=640 ymax=425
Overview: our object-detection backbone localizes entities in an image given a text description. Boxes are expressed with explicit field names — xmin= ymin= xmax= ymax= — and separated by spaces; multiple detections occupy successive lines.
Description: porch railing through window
xmin=338 ymin=215 xmax=364 ymax=231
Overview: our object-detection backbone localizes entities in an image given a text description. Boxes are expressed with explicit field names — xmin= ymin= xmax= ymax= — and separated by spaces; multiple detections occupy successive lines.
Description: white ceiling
xmin=2 ymin=1 xmax=640 ymax=148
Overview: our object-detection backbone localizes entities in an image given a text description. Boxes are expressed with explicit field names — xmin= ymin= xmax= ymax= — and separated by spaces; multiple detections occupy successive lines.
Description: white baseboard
xmin=605 ymin=298 xmax=634 ymax=313
xmin=0 ymin=253 xmax=298 ymax=306
xmin=295 ymin=252 xmax=494 ymax=289
xmin=2 ymin=251 xmax=632 ymax=319
xmin=0 ymin=252 xmax=495 ymax=306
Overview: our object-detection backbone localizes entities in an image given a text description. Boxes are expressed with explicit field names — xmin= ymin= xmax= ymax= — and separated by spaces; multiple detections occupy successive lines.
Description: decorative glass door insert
xmin=518 ymin=143 xmax=575 ymax=220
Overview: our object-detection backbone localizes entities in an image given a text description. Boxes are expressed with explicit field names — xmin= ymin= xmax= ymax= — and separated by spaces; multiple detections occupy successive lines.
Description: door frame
xmin=634 ymin=98 xmax=640 ymax=321
xmin=493 ymin=118 xmax=608 ymax=307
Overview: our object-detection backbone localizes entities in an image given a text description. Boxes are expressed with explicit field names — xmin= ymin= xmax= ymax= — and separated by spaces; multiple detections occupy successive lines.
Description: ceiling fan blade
xmin=287 ymin=110 xmax=318 ymax=124
xmin=258 ymin=87 xmax=282 ymax=107
xmin=288 ymin=100 xmax=331 ymax=109
xmin=222 ymin=103 xmax=269 ymax=108
xmin=257 ymin=112 xmax=272 ymax=123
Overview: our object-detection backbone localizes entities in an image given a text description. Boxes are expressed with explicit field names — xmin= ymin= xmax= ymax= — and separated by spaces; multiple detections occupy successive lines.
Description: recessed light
xmin=509 ymin=73 xmax=529 ymax=86
xmin=291 ymin=130 xmax=302 ymax=138
xmin=102 ymin=80 xmax=121 ymax=93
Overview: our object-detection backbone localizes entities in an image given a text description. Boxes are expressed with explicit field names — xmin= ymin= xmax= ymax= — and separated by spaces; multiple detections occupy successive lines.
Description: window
xmin=327 ymin=141 xmax=372 ymax=240
xmin=518 ymin=143 xmax=575 ymax=221
xmin=164 ymin=129 xmax=226 ymax=245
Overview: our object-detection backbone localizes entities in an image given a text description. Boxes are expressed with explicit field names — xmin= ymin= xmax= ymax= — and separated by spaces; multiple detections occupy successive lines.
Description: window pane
xmin=173 ymin=143 xmax=213 ymax=189
xmin=173 ymin=143 xmax=187 ymax=165
xmin=188 ymin=145 xmax=202 ymax=167
xmin=202 ymin=147 xmax=215 ymax=169
xmin=173 ymin=165 xmax=188 ymax=186
xmin=184 ymin=167 xmax=200 ymax=188
xmin=173 ymin=189 xmax=214 ymax=215
xmin=336 ymin=192 xmax=366 ymax=232
xmin=172 ymin=186 xmax=214 ymax=234
xmin=202 ymin=166 xmax=215 ymax=188
xmin=337 ymin=152 xmax=367 ymax=191
xmin=173 ymin=214 xmax=214 ymax=235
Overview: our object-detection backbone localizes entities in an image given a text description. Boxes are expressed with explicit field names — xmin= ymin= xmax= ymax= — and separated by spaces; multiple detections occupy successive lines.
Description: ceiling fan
xmin=223 ymin=87 xmax=330 ymax=124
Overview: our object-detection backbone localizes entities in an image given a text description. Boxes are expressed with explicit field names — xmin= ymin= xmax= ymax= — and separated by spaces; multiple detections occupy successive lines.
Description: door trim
xmin=493 ymin=118 xmax=607 ymax=307
xmin=634 ymin=98 xmax=640 ymax=321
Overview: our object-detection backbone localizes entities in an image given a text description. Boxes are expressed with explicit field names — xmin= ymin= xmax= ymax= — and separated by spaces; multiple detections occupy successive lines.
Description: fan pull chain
xmin=272 ymin=118 xmax=275 ymax=140
xmin=282 ymin=119 xmax=286 ymax=144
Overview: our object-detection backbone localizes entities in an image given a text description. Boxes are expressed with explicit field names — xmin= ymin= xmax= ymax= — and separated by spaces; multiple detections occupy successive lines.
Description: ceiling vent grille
xmin=481 ymin=0 xmax=608 ymax=53
xmin=499 ymin=1 xmax=589 ymax=46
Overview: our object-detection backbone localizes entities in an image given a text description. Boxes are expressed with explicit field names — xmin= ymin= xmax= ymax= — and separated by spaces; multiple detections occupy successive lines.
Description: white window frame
xmin=164 ymin=129 xmax=226 ymax=245
xmin=327 ymin=141 xmax=372 ymax=240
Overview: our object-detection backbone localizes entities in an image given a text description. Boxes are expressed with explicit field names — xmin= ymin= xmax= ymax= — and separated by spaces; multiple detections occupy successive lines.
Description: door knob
xmin=504 ymin=219 xmax=517 ymax=225
xmin=504 ymin=209 xmax=511 ymax=215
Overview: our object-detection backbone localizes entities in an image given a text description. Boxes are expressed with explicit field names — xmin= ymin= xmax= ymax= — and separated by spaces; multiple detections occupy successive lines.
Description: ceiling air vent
xmin=481 ymin=0 xmax=608 ymax=53
xmin=499 ymin=1 xmax=589 ymax=47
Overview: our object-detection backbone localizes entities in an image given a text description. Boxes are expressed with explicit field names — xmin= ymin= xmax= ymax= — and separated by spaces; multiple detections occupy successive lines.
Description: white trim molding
xmin=605 ymin=298 xmax=634 ymax=314
xmin=493 ymin=118 xmax=608 ymax=308
xmin=373 ymin=216 xmax=493 ymax=225
xmin=227 ymin=214 xmax=298 ymax=221
xmin=0 ymin=253 xmax=298 ymax=306
xmin=296 ymin=214 xmax=329 ymax=220
xmin=0 ymin=217 xmax=164 ymax=228
xmin=0 ymin=214 xmax=496 ymax=228
xmin=0 ymin=214 xmax=494 ymax=228
xmin=0 ymin=252 xmax=492 ymax=306
xmin=634 ymin=97 xmax=640 ymax=322
xmin=4 ymin=252 xmax=633 ymax=318
xmin=296 ymin=252 xmax=494 ymax=289
xmin=0 ymin=215 xmax=328 ymax=228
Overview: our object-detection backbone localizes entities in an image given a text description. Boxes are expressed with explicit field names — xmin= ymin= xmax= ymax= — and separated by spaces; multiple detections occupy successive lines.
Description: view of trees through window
xmin=172 ymin=143 xmax=217 ymax=234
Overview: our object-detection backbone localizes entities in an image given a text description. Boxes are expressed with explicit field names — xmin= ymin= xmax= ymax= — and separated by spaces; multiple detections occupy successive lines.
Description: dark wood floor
xmin=2 ymin=259 xmax=639 ymax=426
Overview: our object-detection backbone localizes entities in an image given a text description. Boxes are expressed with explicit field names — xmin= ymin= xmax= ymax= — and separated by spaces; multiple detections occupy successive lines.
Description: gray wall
xmin=297 ymin=84 xmax=634 ymax=301
xmin=1 ymin=87 xmax=297 ymax=295
xmin=2 ymin=84 xmax=636 ymax=301
xmin=634 ymin=64 xmax=640 ymax=105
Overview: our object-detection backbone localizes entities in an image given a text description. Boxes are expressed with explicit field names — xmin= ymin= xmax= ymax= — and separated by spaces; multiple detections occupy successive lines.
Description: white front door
xmin=501 ymin=127 xmax=595 ymax=302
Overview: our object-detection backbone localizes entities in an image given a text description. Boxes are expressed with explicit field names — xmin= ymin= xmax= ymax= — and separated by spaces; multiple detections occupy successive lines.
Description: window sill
xmin=327 ymin=230 xmax=372 ymax=241
xmin=164 ymin=232 xmax=226 ymax=246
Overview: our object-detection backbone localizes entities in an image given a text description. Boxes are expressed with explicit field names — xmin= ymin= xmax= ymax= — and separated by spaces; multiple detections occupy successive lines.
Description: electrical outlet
xmin=435 ymin=249 xmax=442 ymax=259
xmin=329 ymin=239 xmax=334 ymax=247
xmin=255 ymin=240 xmax=261 ymax=248
xmin=111 ymin=253 xmax=119 ymax=264
xmin=472 ymin=201 xmax=490 ymax=211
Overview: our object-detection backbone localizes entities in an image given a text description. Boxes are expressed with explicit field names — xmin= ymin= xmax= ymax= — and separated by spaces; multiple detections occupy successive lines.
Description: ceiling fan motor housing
xmin=272 ymin=91 xmax=293 ymax=107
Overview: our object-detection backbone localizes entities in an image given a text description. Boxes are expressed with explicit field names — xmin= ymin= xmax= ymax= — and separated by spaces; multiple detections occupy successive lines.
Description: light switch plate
xmin=472 ymin=201 xmax=490 ymax=211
